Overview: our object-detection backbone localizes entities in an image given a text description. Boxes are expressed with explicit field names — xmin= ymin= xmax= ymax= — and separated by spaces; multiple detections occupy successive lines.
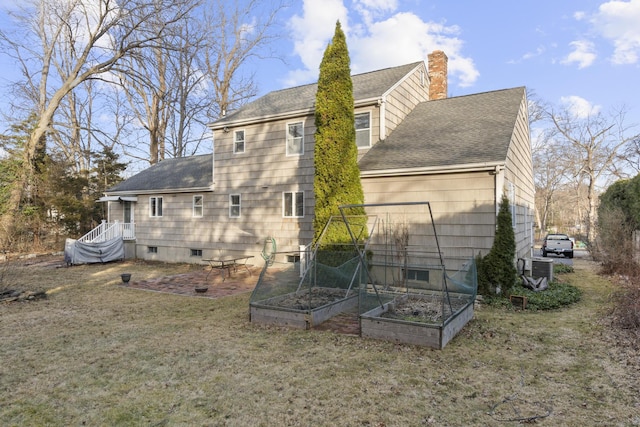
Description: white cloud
xmin=285 ymin=0 xmax=349 ymax=86
xmin=574 ymin=11 xmax=587 ymax=20
xmin=508 ymin=46 xmax=546 ymax=64
xmin=562 ymin=40 xmax=597 ymax=68
xmin=355 ymin=0 xmax=398 ymax=10
xmin=353 ymin=0 xmax=398 ymax=25
xmin=350 ymin=12 xmax=442 ymax=72
xmin=560 ymin=95 xmax=601 ymax=118
xmin=523 ymin=46 xmax=546 ymax=60
xmin=284 ymin=0 xmax=478 ymax=88
xmin=590 ymin=0 xmax=640 ymax=64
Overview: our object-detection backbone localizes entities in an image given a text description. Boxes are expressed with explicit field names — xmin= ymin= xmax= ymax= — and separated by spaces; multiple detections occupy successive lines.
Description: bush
xmin=597 ymin=176 xmax=640 ymax=331
xmin=483 ymin=280 xmax=581 ymax=311
xmin=610 ymin=279 xmax=640 ymax=329
xmin=594 ymin=206 xmax=640 ymax=276
xmin=482 ymin=264 xmax=581 ymax=311
xmin=511 ymin=281 xmax=582 ymax=311
xmin=477 ymin=195 xmax=517 ymax=297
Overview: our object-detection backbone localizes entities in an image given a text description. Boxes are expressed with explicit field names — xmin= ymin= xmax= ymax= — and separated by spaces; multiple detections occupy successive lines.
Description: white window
xmin=149 ymin=196 xmax=163 ymax=217
xmin=193 ymin=195 xmax=203 ymax=218
xmin=286 ymin=122 xmax=304 ymax=156
xmin=404 ymin=268 xmax=429 ymax=282
xmin=190 ymin=249 xmax=203 ymax=257
xmin=355 ymin=112 xmax=371 ymax=148
xmin=229 ymin=194 xmax=241 ymax=218
xmin=283 ymin=191 xmax=304 ymax=218
xmin=234 ymin=130 xmax=245 ymax=153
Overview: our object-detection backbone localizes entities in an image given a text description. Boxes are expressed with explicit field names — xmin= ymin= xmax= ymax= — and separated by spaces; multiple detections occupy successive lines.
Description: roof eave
xmin=360 ymin=161 xmax=506 ymax=178
xmin=209 ymin=108 xmax=315 ymax=130
xmin=106 ymin=186 xmax=214 ymax=196
xmin=209 ymin=97 xmax=382 ymax=130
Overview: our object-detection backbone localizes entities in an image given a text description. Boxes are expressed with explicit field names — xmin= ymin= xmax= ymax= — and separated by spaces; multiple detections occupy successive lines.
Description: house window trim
xmin=229 ymin=193 xmax=241 ymax=218
xmin=233 ymin=129 xmax=245 ymax=154
xmin=190 ymin=248 xmax=203 ymax=257
xmin=193 ymin=195 xmax=203 ymax=218
xmin=403 ymin=268 xmax=430 ymax=283
xmin=286 ymin=121 xmax=304 ymax=156
xmin=283 ymin=191 xmax=304 ymax=218
xmin=149 ymin=196 xmax=163 ymax=218
xmin=355 ymin=111 xmax=372 ymax=149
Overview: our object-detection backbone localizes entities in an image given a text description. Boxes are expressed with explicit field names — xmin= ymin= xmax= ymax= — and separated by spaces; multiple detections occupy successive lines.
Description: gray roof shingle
xmin=107 ymin=154 xmax=212 ymax=193
xmin=358 ymin=87 xmax=526 ymax=172
xmin=211 ymin=62 xmax=423 ymax=127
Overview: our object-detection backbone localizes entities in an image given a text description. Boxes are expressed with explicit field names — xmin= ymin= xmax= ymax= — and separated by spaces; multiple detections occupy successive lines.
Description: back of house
xmin=101 ymin=51 xmax=535 ymax=268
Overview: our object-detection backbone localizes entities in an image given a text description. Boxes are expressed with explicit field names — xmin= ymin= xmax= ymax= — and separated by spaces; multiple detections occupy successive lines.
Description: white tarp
xmin=64 ymin=237 xmax=125 ymax=265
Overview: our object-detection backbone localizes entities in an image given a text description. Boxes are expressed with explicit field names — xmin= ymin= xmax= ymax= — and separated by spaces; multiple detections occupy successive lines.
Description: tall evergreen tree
xmin=0 ymin=114 xmax=48 ymax=250
xmin=313 ymin=21 xmax=366 ymax=246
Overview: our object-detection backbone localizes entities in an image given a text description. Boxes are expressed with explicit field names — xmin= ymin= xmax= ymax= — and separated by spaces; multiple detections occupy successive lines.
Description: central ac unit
xmin=531 ymin=258 xmax=554 ymax=283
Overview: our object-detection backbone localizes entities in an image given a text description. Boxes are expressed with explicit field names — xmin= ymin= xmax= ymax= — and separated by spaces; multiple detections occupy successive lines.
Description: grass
xmin=1 ymin=256 xmax=639 ymax=426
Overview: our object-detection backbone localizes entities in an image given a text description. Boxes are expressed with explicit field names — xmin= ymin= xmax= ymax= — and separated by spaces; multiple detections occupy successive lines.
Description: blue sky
xmin=256 ymin=0 xmax=640 ymax=122
xmin=0 ymin=0 xmax=638 ymax=136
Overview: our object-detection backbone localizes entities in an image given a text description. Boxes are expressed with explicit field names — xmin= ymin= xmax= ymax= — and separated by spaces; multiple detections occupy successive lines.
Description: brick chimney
xmin=427 ymin=50 xmax=448 ymax=100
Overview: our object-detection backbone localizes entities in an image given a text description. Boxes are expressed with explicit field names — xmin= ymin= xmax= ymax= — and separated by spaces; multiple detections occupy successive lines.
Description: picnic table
xmin=203 ymin=256 xmax=254 ymax=281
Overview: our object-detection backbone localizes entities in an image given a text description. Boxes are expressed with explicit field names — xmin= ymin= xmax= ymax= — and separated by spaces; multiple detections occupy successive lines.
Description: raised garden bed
xmin=250 ymin=287 xmax=358 ymax=329
xmin=360 ymin=293 xmax=474 ymax=349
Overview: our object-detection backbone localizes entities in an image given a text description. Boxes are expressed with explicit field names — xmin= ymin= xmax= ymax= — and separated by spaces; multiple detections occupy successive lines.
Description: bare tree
xmin=115 ymin=0 xmax=286 ymax=163
xmin=533 ymin=141 xmax=568 ymax=234
xmin=620 ymin=134 xmax=640 ymax=175
xmin=546 ymin=104 xmax=640 ymax=244
xmin=117 ymin=42 xmax=172 ymax=164
xmin=0 ymin=0 xmax=194 ymax=238
xmin=202 ymin=0 xmax=285 ymax=119
xmin=115 ymin=5 xmax=207 ymax=164
xmin=528 ymin=90 xmax=555 ymax=235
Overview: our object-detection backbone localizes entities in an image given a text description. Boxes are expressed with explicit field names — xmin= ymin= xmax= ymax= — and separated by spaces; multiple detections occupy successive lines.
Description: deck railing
xmin=78 ymin=220 xmax=136 ymax=243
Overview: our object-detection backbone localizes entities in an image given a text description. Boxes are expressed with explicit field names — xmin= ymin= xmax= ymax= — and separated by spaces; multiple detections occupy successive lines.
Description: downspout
xmin=211 ymin=130 xmax=215 ymax=189
xmin=379 ymin=96 xmax=386 ymax=140
xmin=492 ymin=165 xmax=505 ymax=214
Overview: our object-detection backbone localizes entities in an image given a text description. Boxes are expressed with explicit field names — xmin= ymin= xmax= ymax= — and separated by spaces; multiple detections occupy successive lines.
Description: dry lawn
xmin=1 ymin=256 xmax=639 ymax=426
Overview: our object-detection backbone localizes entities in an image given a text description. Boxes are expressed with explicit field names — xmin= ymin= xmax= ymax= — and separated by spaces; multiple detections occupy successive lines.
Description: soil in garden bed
xmin=381 ymin=294 xmax=470 ymax=323
xmin=312 ymin=307 xmax=361 ymax=335
xmin=271 ymin=287 xmax=355 ymax=311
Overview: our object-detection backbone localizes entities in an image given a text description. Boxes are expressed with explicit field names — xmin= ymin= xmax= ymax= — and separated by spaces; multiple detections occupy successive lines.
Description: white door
xmin=123 ymin=201 xmax=134 ymax=238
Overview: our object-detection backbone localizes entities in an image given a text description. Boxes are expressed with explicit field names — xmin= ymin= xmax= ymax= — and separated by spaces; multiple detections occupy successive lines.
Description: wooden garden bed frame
xmin=360 ymin=293 xmax=474 ymax=349
xmin=250 ymin=288 xmax=359 ymax=329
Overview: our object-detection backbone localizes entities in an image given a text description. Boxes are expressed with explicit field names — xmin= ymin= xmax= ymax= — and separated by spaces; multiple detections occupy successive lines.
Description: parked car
xmin=542 ymin=233 xmax=574 ymax=258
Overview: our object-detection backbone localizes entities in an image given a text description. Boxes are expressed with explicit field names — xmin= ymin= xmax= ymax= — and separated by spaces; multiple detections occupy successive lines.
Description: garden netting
xmin=250 ymin=202 xmax=477 ymax=328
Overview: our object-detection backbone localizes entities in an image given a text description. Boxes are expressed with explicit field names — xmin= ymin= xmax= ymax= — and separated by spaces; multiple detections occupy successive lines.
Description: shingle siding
xmin=361 ymin=172 xmax=497 ymax=261
xmin=382 ymin=66 xmax=429 ymax=138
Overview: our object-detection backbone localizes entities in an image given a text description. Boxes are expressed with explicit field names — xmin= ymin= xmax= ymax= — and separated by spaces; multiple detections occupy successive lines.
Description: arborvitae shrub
xmin=477 ymin=195 xmax=517 ymax=297
xmin=313 ymin=21 xmax=366 ymax=246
